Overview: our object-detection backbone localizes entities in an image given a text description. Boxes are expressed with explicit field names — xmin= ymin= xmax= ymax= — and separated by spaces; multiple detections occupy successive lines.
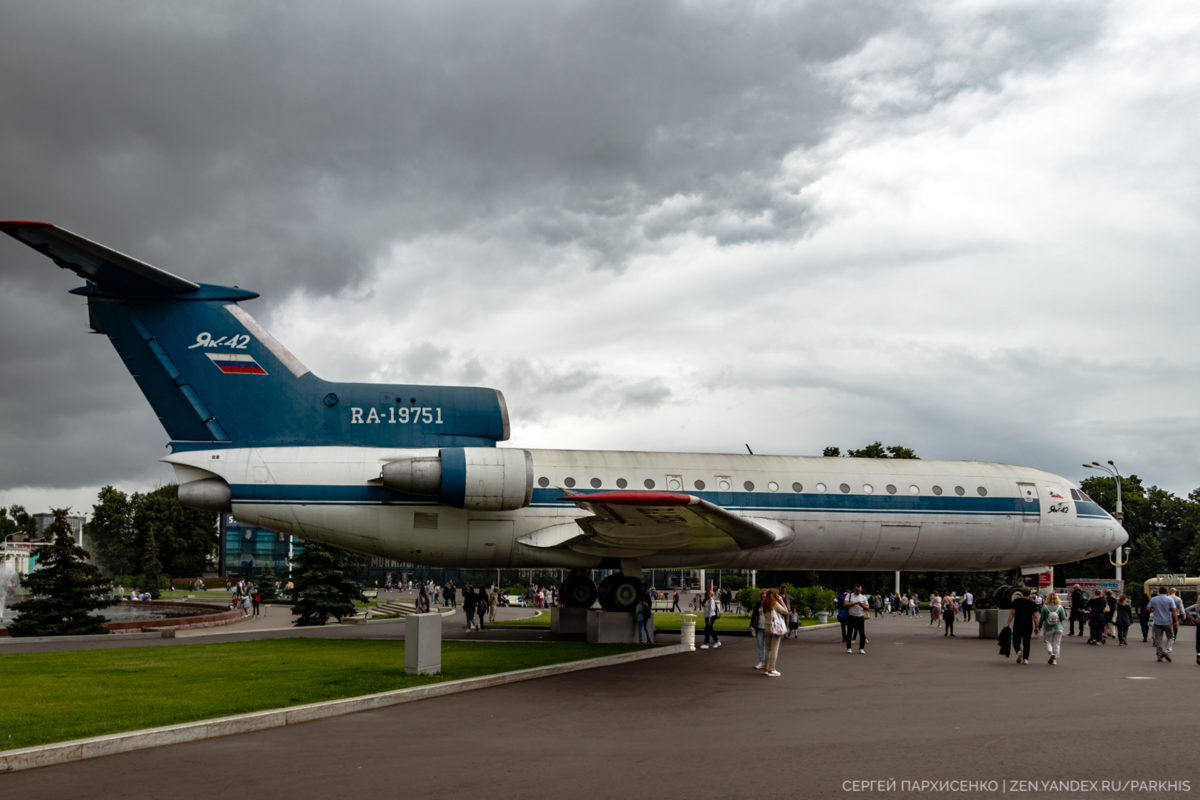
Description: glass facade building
xmin=222 ymin=516 xmax=301 ymax=578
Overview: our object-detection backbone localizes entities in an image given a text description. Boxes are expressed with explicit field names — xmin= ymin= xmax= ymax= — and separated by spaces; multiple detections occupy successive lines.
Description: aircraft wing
xmin=0 ymin=220 xmax=199 ymax=295
xmin=553 ymin=490 xmax=784 ymax=557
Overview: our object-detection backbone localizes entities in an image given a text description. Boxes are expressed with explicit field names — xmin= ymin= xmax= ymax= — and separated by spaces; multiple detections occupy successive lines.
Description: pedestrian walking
xmin=636 ymin=594 xmax=653 ymax=644
xmin=488 ymin=586 xmax=499 ymax=622
xmin=930 ymin=591 xmax=942 ymax=628
xmin=1115 ymin=594 xmax=1133 ymax=645
xmin=751 ymin=600 xmax=767 ymax=669
xmin=1104 ymin=590 xmax=1117 ymax=639
xmin=962 ymin=590 xmax=974 ymax=622
xmin=1005 ymin=587 xmax=1039 ymax=665
xmin=700 ymin=590 xmax=721 ymax=649
xmin=761 ymin=588 xmax=789 ymax=677
xmin=671 ymin=590 xmax=681 ymax=612
xmin=836 ymin=588 xmax=850 ymax=644
xmin=1137 ymin=591 xmax=1152 ymax=642
xmin=1087 ymin=590 xmax=1107 ymax=645
xmin=416 ymin=585 xmax=431 ymax=613
xmin=463 ymin=584 xmax=478 ymax=631
xmin=1149 ymin=588 xmax=1178 ymax=662
xmin=1039 ymin=592 xmax=1066 ymax=664
xmin=252 ymin=591 xmax=261 ymax=616
xmin=1069 ymin=584 xmax=1087 ymax=636
xmin=1185 ymin=600 xmax=1199 ymax=666
xmin=846 ymin=584 xmax=869 ymax=654
xmin=872 ymin=593 xmax=884 ymax=618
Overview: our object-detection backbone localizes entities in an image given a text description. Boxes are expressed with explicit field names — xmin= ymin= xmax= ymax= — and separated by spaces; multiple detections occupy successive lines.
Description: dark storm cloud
xmin=0 ymin=0 xmax=1111 ymax=495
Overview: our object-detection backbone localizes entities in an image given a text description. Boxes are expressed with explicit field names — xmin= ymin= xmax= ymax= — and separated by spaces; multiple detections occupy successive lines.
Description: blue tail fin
xmin=2 ymin=221 xmax=509 ymax=449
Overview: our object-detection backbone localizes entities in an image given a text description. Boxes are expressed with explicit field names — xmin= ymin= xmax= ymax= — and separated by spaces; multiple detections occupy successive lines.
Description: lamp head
xmin=1123 ymin=546 xmax=1132 ymax=556
xmin=1108 ymin=460 xmax=1115 ymax=466
xmin=1092 ymin=461 xmax=1103 ymax=466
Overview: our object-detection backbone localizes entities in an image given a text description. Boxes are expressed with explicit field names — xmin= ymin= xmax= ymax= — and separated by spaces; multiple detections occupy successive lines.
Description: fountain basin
xmin=0 ymin=600 xmax=245 ymax=636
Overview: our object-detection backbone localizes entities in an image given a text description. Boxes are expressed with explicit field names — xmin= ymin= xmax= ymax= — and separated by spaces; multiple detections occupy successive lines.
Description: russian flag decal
xmin=206 ymin=352 xmax=268 ymax=375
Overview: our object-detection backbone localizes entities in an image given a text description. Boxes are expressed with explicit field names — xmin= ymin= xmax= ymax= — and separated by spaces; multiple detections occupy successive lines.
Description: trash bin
xmin=977 ymin=608 xmax=1003 ymax=639
xmin=679 ymin=613 xmax=696 ymax=650
xmin=817 ymin=612 xmax=829 ymax=624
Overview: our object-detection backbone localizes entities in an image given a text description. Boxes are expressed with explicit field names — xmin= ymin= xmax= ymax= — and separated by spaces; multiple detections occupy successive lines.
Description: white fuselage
xmin=165 ymin=447 xmax=1125 ymax=572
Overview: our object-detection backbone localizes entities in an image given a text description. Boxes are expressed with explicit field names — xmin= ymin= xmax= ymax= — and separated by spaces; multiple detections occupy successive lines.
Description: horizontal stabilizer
xmin=0 ymin=220 xmax=199 ymax=295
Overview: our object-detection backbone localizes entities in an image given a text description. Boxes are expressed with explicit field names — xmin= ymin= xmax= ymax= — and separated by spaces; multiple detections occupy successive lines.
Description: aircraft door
xmin=1013 ymin=482 xmax=1040 ymax=560
xmin=716 ymin=476 xmax=734 ymax=506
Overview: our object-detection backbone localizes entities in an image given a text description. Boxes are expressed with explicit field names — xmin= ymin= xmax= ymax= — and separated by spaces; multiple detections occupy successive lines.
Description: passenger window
xmin=644 ymin=478 xmax=656 ymax=489
xmin=591 ymin=478 xmax=602 ymax=489
xmin=909 ymin=485 xmax=920 ymax=495
xmin=667 ymin=476 xmax=682 ymax=491
xmin=743 ymin=481 xmax=755 ymax=491
xmin=816 ymin=483 xmax=827 ymax=493
xmin=616 ymin=478 xmax=628 ymax=489
xmin=717 ymin=478 xmax=732 ymax=491
xmin=792 ymin=482 xmax=803 ymax=492
xmin=954 ymin=486 xmax=965 ymax=496
xmin=886 ymin=484 xmax=897 ymax=495
xmin=839 ymin=483 xmax=851 ymax=493
xmin=564 ymin=477 xmax=576 ymax=488
xmin=977 ymin=487 xmax=988 ymax=497
xmin=538 ymin=477 xmax=550 ymax=488
xmin=863 ymin=484 xmax=873 ymax=494
xmin=932 ymin=485 xmax=943 ymax=496
xmin=695 ymin=479 xmax=706 ymax=491
xmin=767 ymin=481 xmax=779 ymax=492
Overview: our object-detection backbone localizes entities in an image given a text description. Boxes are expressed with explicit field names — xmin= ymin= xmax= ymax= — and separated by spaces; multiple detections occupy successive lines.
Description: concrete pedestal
xmin=586 ymin=610 xmax=642 ymax=643
xmin=405 ymin=612 xmax=441 ymax=675
xmin=976 ymin=608 xmax=1004 ymax=639
xmin=551 ymin=607 xmax=589 ymax=635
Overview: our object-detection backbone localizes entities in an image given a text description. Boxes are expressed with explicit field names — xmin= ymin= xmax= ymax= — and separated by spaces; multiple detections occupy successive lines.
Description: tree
xmin=824 ymin=442 xmax=920 ymax=459
xmin=290 ymin=541 xmax=365 ymax=625
xmin=1125 ymin=534 xmax=1168 ymax=585
xmin=84 ymin=485 xmax=218 ymax=579
xmin=84 ymin=486 xmax=136 ymax=575
xmin=257 ymin=563 xmax=278 ymax=601
xmin=6 ymin=509 xmax=116 ymax=637
xmin=138 ymin=527 xmax=164 ymax=599
xmin=0 ymin=505 xmax=38 ymax=541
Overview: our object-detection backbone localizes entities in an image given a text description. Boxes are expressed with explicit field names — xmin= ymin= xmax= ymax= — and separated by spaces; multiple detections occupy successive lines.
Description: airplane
xmin=1 ymin=220 xmax=1127 ymax=612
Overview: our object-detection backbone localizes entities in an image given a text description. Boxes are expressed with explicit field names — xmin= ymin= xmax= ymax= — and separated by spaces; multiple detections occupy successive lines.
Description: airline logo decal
xmin=206 ymin=352 xmax=268 ymax=375
xmin=1048 ymin=488 xmax=1064 ymax=499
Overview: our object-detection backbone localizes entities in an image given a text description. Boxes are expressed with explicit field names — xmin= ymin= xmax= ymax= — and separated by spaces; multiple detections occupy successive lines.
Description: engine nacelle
xmin=178 ymin=476 xmax=232 ymax=513
xmin=382 ymin=448 xmax=532 ymax=511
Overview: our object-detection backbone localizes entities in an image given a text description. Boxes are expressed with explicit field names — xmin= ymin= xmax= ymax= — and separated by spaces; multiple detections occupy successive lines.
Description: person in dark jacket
xmin=462 ymin=584 xmax=478 ymax=631
xmin=1070 ymin=585 xmax=1087 ymax=636
xmin=1087 ymin=590 xmax=1108 ymax=644
xmin=1006 ymin=587 xmax=1040 ymax=665
xmin=1115 ymin=594 xmax=1133 ymax=646
xmin=1137 ymin=591 xmax=1152 ymax=642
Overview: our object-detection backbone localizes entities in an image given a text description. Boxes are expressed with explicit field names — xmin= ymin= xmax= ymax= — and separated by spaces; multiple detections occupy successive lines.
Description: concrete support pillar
xmin=405 ymin=613 xmax=441 ymax=675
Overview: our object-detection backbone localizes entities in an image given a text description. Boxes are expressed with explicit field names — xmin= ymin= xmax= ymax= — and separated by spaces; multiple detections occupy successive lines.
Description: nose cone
xmin=1112 ymin=520 xmax=1129 ymax=548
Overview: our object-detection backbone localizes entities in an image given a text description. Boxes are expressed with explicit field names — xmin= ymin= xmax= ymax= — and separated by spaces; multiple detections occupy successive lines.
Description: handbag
xmin=770 ymin=610 xmax=788 ymax=636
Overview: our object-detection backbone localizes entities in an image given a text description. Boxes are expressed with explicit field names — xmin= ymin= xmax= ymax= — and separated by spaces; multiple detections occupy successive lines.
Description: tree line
xmin=84 ymin=485 xmax=218 ymax=581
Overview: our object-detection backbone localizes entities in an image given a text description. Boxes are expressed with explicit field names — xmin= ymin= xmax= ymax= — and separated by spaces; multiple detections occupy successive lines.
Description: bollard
xmin=405 ymin=612 xmax=442 ymax=675
xmin=679 ymin=613 xmax=697 ymax=650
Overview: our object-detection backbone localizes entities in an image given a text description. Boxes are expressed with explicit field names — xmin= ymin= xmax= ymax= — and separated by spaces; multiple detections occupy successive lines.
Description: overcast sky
xmin=2 ymin=0 xmax=1198 ymax=517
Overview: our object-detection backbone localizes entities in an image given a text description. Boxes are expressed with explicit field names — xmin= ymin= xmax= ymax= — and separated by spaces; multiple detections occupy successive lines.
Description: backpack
xmin=749 ymin=607 xmax=761 ymax=629
xmin=1046 ymin=608 xmax=1059 ymax=626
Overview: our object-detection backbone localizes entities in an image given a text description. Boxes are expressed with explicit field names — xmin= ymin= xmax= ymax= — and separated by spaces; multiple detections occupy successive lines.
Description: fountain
xmin=0 ymin=561 xmax=18 ymax=623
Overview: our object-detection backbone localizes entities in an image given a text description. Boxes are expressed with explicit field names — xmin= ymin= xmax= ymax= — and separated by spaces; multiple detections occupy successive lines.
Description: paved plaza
xmin=3 ymin=610 xmax=1197 ymax=798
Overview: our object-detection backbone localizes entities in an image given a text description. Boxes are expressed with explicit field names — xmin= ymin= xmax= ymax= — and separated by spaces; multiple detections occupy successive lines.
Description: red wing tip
xmin=0 ymin=220 xmax=54 ymax=228
xmin=558 ymin=490 xmax=693 ymax=506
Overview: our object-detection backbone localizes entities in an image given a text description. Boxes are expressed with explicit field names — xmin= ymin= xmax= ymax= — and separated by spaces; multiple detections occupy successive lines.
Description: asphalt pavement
xmin=3 ymin=612 xmax=1197 ymax=798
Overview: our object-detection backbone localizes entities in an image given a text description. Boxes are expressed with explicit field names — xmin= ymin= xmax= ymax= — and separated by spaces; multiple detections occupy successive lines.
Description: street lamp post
xmin=1083 ymin=460 xmax=1126 ymax=580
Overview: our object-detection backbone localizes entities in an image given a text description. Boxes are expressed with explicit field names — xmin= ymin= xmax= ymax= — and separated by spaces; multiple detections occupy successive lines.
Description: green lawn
xmin=492 ymin=611 xmax=831 ymax=631
xmin=0 ymin=639 xmax=640 ymax=751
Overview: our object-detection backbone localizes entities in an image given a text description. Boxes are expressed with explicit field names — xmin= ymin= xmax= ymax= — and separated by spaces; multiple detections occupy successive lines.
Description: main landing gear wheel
xmin=995 ymin=585 xmax=1017 ymax=609
xmin=598 ymin=574 xmax=643 ymax=612
xmin=561 ymin=575 xmax=598 ymax=609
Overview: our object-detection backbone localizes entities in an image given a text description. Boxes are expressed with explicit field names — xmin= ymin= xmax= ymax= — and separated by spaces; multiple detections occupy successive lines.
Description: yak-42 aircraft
xmin=2 ymin=220 xmax=1126 ymax=612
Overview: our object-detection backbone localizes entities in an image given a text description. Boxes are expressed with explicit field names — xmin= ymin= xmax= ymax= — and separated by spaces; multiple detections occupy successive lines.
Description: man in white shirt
xmin=1148 ymin=589 xmax=1178 ymax=662
xmin=846 ymin=584 xmax=869 ymax=655
xmin=962 ymin=591 xmax=974 ymax=622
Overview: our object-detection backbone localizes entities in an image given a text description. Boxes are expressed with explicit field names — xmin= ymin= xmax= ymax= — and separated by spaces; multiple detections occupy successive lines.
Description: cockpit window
xmin=1070 ymin=488 xmax=1082 ymax=502
xmin=1080 ymin=490 xmax=1094 ymax=502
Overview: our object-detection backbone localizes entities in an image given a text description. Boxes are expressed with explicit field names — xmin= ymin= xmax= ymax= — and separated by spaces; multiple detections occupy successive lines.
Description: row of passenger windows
xmin=537 ymin=475 xmax=989 ymax=497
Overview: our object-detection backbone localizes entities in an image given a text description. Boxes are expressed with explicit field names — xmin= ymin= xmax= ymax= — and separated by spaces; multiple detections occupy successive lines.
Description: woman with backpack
xmin=635 ymin=593 xmax=654 ymax=644
xmin=1039 ymin=592 xmax=1066 ymax=665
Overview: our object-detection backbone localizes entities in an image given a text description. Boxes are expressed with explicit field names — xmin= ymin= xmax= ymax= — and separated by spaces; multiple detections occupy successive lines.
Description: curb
xmin=0 ymin=643 xmax=690 ymax=773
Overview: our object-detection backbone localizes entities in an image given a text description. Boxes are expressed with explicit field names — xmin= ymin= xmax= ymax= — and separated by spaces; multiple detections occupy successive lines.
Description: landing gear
xmin=561 ymin=573 xmax=598 ymax=609
xmin=598 ymin=574 xmax=643 ymax=613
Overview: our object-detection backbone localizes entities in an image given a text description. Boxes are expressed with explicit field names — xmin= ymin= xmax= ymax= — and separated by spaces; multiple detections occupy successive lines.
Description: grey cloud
xmin=619 ymin=378 xmax=672 ymax=411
